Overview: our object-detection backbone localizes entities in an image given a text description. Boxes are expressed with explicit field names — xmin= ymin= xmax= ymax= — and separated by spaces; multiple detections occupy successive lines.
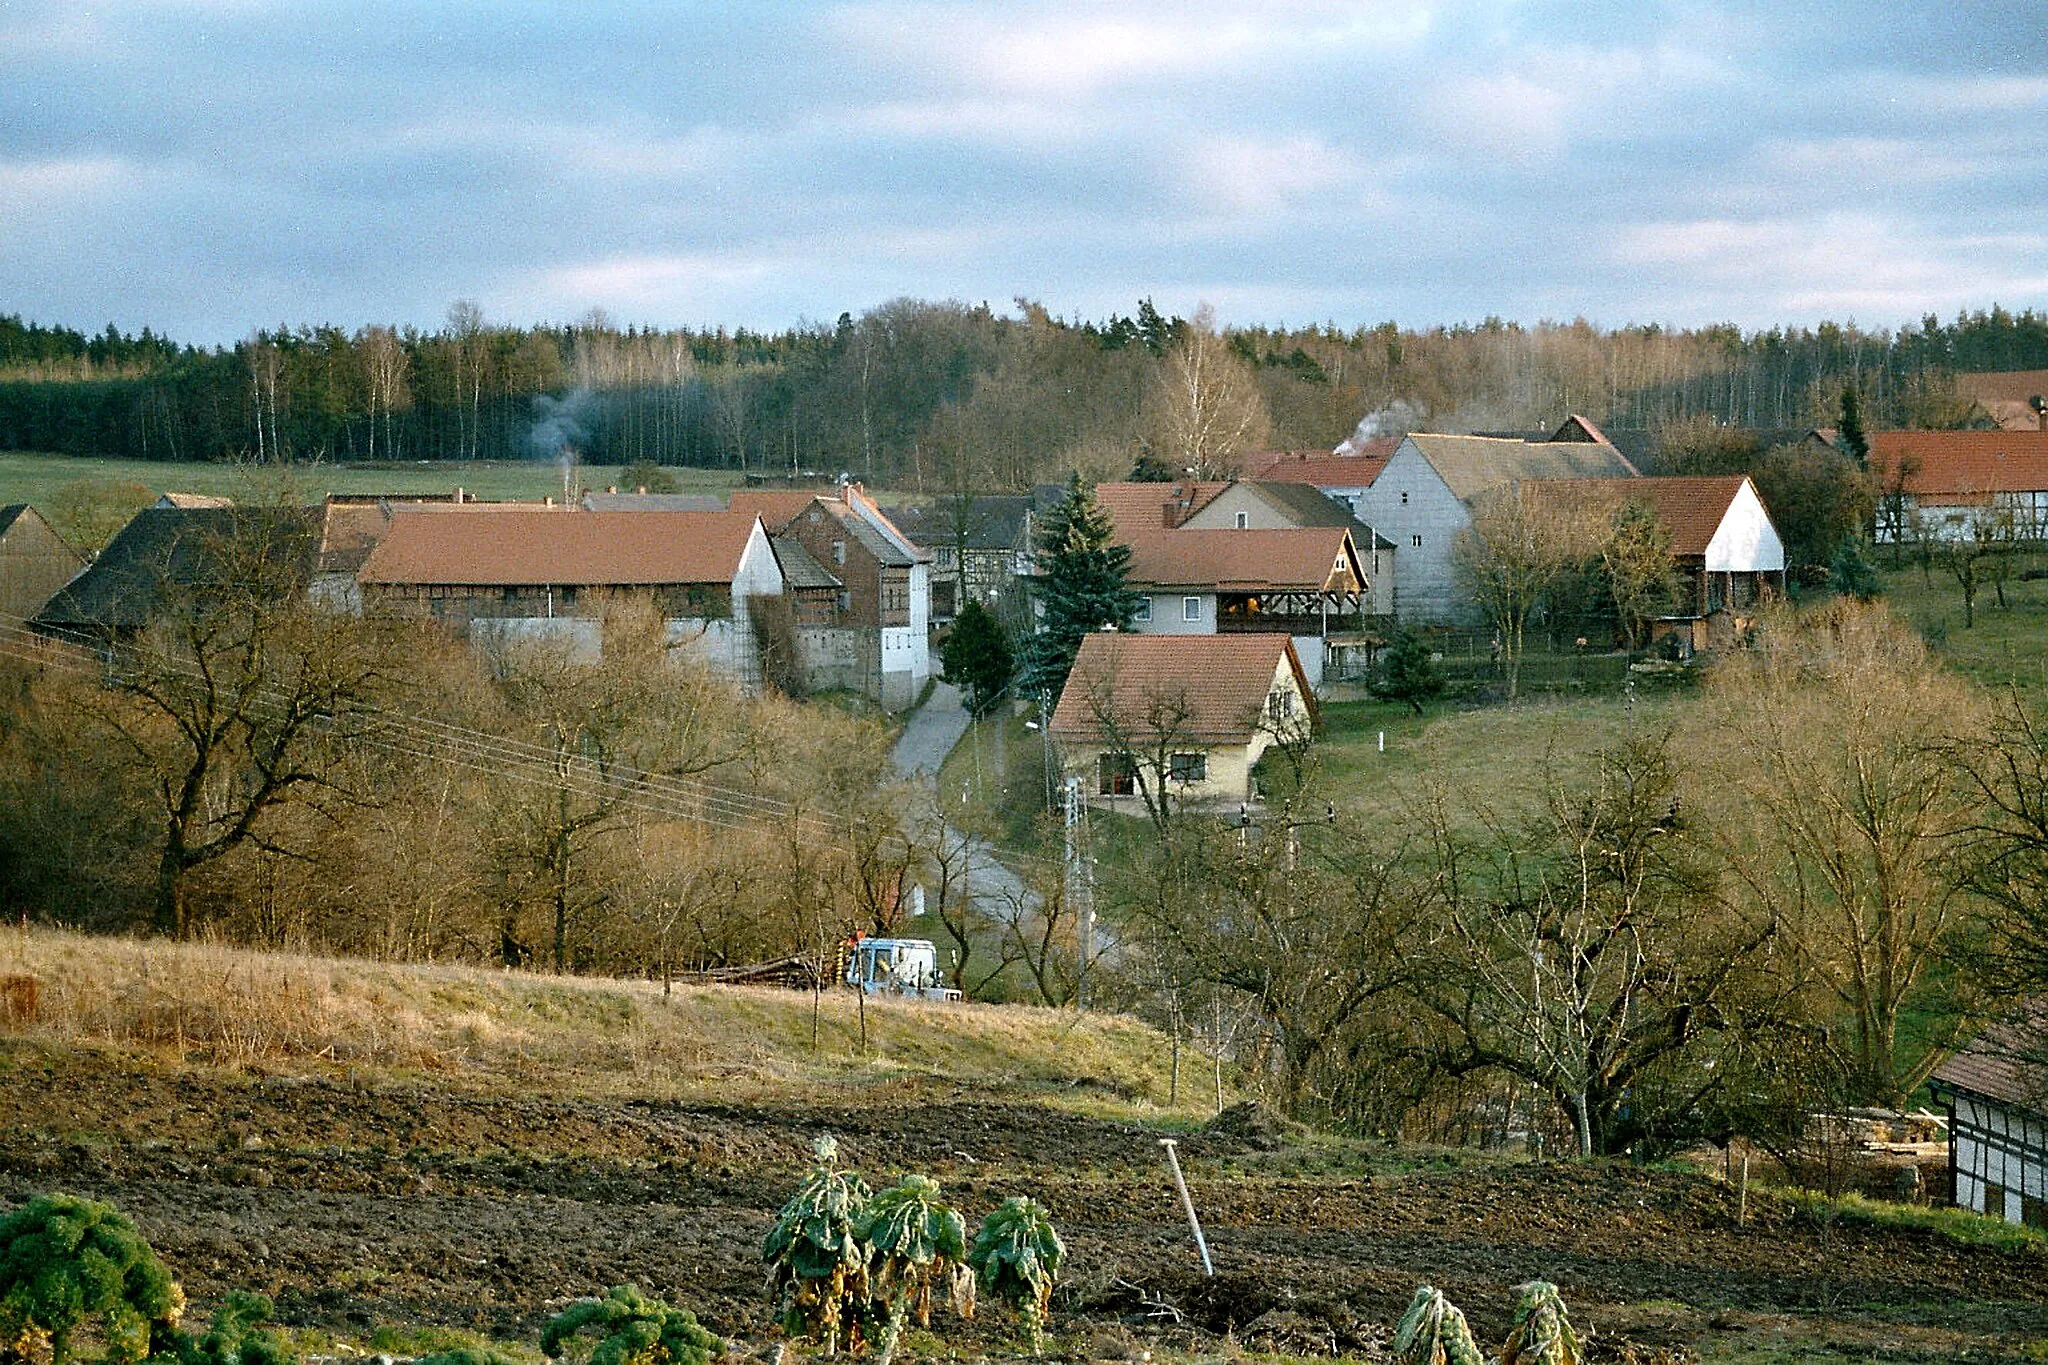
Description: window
xmin=1097 ymin=752 xmax=1137 ymax=796
xmin=1268 ymin=688 xmax=1294 ymax=723
xmin=835 ymin=589 xmax=851 ymax=613
xmin=1182 ymin=596 xmax=1202 ymax=622
xmin=559 ymin=585 xmax=578 ymax=606
xmin=832 ymin=540 xmax=847 ymax=566
xmin=1168 ymin=751 xmax=1207 ymax=783
xmin=502 ymin=587 xmax=518 ymax=602
xmin=1133 ymin=596 xmax=1153 ymax=623
xmin=1411 ymin=534 xmax=1423 ymax=548
xmin=1234 ymin=511 xmax=1249 ymax=529
xmin=1400 ymin=491 xmax=1409 ymax=505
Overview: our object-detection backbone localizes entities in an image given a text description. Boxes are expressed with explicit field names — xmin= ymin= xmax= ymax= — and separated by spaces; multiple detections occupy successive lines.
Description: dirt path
xmin=3 ymin=1041 xmax=2044 ymax=1360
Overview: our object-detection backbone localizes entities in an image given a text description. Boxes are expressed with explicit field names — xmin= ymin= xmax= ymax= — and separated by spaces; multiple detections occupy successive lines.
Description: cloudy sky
xmin=4 ymin=1 xmax=2045 ymax=345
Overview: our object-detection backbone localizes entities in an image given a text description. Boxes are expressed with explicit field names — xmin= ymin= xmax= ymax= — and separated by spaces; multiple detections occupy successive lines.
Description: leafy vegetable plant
xmin=1500 ymin=1280 xmax=1581 ymax=1365
xmin=540 ymin=1285 xmax=719 ymax=1365
xmin=1392 ymin=1286 xmax=1484 ymax=1365
xmin=858 ymin=1176 xmax=973 ymax=1365
xmin=966 ymin=1197 xmax=1062 ymax=1354
xmin=0 ymin=1195 xmax=186 ymax=1365
xmin=763 ymin=1135 xmax=872 ymax=1355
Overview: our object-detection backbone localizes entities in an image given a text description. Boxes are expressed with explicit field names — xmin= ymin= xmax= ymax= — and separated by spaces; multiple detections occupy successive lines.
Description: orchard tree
xmin=1018 ymin=474 xmax=1139 ymax=702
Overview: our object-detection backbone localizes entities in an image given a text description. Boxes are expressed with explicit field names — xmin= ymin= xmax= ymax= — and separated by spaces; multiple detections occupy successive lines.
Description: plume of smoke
xmin=1336 ymin=399 xmax=1423 ymax=453
xmin=529 ymin=387 xmax=596 ymax=461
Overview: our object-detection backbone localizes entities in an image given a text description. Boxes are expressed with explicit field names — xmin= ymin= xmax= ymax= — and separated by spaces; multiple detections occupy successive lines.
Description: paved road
xmin=890 ymin=669 xmax=971 ymax=780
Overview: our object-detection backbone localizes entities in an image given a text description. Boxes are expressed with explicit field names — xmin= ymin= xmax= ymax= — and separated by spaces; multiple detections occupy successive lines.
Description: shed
xmin=1931 ymin=1017 xmax=2048 ymax=1229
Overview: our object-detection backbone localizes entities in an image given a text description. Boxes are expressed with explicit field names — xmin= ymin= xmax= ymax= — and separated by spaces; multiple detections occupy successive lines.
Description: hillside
xmin=5 ymin=927 xmax=2048 ymax=1363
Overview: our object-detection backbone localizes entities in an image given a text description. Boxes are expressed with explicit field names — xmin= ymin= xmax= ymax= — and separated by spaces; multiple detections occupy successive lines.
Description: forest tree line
xmin=2 ymin=300 xmax=2044 ymax=487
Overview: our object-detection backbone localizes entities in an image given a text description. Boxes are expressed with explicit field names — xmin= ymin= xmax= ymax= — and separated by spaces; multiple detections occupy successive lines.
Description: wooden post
xmin=1738 ymin=1154 xmax=1749 ymax=1226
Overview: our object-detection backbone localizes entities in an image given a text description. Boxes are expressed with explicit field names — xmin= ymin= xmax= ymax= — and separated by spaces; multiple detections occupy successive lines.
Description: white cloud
xmin=1183 ymin=134 xmax=1354 ymax=216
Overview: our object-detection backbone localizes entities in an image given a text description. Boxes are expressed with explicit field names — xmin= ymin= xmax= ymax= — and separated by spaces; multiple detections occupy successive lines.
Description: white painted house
xmin=1932 ymin=1021 xmax=2048 ymax=1229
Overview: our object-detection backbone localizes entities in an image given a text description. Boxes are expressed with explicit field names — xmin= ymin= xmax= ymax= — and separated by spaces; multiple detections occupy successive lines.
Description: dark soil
xmin=2 ymin=1039 xmax=2044 ymax=1360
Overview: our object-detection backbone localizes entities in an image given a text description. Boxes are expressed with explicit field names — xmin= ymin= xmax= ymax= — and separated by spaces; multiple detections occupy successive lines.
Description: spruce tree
xmin=1838 ymin=385 xmax=1870 ymax=469
xmin=1020 ymin=474 xmax=1140 ymax=703
xmin=1370 ymin=630 xmax=1445 ymax=714
xmin=1829 ymin=533 xmax=1882 ymax=600
xmin=940 ymin=599 xmax=1015 ymax=717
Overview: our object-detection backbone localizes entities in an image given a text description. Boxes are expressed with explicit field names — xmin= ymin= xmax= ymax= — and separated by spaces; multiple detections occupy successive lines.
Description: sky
xmin=3 ymin=1 xmax=2046 ymax=346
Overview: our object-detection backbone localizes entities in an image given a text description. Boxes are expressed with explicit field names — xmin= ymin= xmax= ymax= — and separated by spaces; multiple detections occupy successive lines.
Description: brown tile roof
xmin=1520 ymin=476 xmax=1753 ymax=558
xmin=358 ymin=509 xmax=761 ymax=586
xmin=1093 ymin=481 xmax=1231 ymax=532
xmin=1124 ymin=527 xmax=1360 ymax=591
xmin=1408 ymin=433 xmax=1640 ymax=500
xmin=1955 ymin=369 xmax=2048 ymax=406
xmin=1868 ymin=430 xmax=2048 ymax=500
xmin=315 ymin=501 xmax=393 ymax=574
xmin=1247 ymin=450 xmax=1392 ymax=488
xmin=1934 ymin=1011 xmax=2048 ymax=1116
xmin=1049 ymin=632 xmax=1310 ymax=743
xmin=728 ymin=490 xmax=824 ymax=530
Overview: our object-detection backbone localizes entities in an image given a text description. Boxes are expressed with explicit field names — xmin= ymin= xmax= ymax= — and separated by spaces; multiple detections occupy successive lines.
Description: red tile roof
xmin=1049 ymin=632 xmax=1311 ymax=743
xmin=1123 ymin=527 xmax=1360 ymax=590
xmin=359 ymin=509 xmax=761 ymax=586
xmin=1520 ymin=476 xmax=1753 ymax=558
xmin=1868 ymin=430 xmax=2048 ymax=500
xmin=1092 ymin=481 xmax=1231 ymax=532
xmin=728 ymin=490 xmax=825 ymax=530
xmin=1247 ymin=448 xmax=1393 ymax=488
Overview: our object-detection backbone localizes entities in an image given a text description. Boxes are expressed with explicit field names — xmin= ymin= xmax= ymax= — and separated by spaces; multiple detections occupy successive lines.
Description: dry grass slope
xmin=0 ymin=927 xmax=1181 ymax=1108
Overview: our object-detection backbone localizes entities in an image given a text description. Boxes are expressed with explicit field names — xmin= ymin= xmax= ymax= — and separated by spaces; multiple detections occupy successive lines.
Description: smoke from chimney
xmin=1335 ymin=399 xmax=1423 ymax=454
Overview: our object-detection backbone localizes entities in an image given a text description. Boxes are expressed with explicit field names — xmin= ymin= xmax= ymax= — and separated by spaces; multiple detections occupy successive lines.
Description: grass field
xmin=1879 ymin=555 xmax=2048 ymax=702
xmin=0 ymin=451 xmax=763 ymax=510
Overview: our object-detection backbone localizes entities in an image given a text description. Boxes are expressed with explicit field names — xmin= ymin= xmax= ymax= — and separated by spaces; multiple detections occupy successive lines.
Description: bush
xmin=858 ymin=1177 xmax=973 ymax=1365
xmin=540 ymin=1286 xmax=718 ymax=1365
xmin=413 ymin=1351 xmax=520 ymax=1365
xmin=1392 ymin=1286 xmax=1483 ymax=1365
xmin=0 ymin=1195 xmax=185 ymax=1365
xmin=763 ymin=1135 xmax=872 ymax=1353
xmin=175 ymin=1293 xmax=294 ymax=1365
xmin=966 ymin=1198 xmax=1062 ymax=1353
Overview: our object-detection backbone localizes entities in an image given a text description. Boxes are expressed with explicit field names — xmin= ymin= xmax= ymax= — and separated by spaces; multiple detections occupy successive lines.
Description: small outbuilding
xmin=1931 ymin=1018 xmax=2048 ymax=1230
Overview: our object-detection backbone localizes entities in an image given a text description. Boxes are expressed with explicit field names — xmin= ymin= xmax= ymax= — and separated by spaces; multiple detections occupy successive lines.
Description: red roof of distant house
xmin=728 ymin=489 xmax=824 ymax=530
xmin=1091 ymin=481 xmax=1231 ymax=532
xmin=1934 ymin=1007 xmax=2048 ymax=1116
xmin=1519 ymin=476 xmax=1755 ymax=558
xmin=1247 ymin=446 xmax=1394 ymax=488
xmin=1049 ymin=632 xmax=1312 ymax=743
xmin=359 ymin=509 xmax=760 ymax=586
xmin=1868 ymin=430 xmax=2048 ymax=501
xmin=1123 ymin=527 xmax=1360 ymax=590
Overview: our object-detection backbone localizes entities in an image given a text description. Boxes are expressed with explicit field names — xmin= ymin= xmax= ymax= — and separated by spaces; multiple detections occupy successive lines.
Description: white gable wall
xmin=1951 ymin=1092 xmax=2048 ymax=1225
xmin=1704 ymin=480 xmax=1787 ymax=574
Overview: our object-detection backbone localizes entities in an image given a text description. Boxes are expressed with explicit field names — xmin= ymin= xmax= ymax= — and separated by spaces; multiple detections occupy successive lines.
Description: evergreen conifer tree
xmin=1829 ymin=533 xmax=1883 ymax=600
xmin=1838 ymin=385 xmax=1870 ymax=469
xmin=1020 ymin=474 xmax=1139 ymax=703
xmin=939 ymin=599 xmax=1015 ymax=717
xmin=1370 ymin=630 xmax=1445 ymax=714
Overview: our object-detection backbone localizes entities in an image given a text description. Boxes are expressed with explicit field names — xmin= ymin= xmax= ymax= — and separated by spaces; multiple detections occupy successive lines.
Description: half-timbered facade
xmin=1932 ymin=1021 xmax=2048 ymax=1230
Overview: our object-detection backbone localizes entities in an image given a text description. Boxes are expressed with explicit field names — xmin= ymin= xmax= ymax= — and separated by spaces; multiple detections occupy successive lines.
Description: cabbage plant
xmin=763 ymin=1135 xmax=872 ymax=1355
xmin=1501 ymin=1280 xmax=1581 ymax=1365
xmin=858 ymin=1176 xmax=973 ymax=1365
xmin=0 ymin=1195 xmax=185 ymax=1365
xmin=966 ymin=1197 xmax=1062 ymax=1354
xmin=1392 ymin=1286 xmax=1484 ymax=1365
xmin=539 ymin=1285 xmax=719 ymax=1365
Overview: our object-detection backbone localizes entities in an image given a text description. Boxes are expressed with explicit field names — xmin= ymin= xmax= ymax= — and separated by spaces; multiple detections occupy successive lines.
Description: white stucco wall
xmin=1349 ymin=440 xmax=1471 ymax=623
xmin=1704 ymin=480 xmax=1787 ymax=573
xmin=1128 ymin=592 xmax=1217 ymax=634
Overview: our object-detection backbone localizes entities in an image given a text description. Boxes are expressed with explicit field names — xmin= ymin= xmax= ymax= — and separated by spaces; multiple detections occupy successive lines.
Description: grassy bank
xmin=0 ymin=926 xmax=1182 ymax=1110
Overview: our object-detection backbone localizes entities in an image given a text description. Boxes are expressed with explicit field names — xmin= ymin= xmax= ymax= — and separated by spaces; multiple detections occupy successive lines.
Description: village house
xmin=1351 ymin=430 xmax=1639 ymax=621
xmin=33 ymin=506 xmax=318 ymax=644
xmin=1953 ymin=370 xmax=2048 ymax=433
xmin=1867 ymin=430 xmax=2048 ymax=544
xmin=732 ymin=484 xmax=931 ymax=708
xmin=1049 ymin=631 xmax=1315 ymax=813
xmin=1173 ymin=480 xmax=1396 ymax=618
xmin=1519 ymin=475 xmax=1788 ymax=651
xmin=1931 ymin=1019 xmax=2048 ymax=1230
xmin=880 ymin=494 xmax=1035 ymax=631
xmin=1248 ymin=443 xmax=1396 ymax=517
xmin=0 ymin=505 xmax=85 ymax=621
xmin=308 ymin=491 xmax=478 ymax=612
xmin=1120 ymin=525 xmax=1369 ymax=689
xmin=356 ymin=508 xmax=783 ymax=690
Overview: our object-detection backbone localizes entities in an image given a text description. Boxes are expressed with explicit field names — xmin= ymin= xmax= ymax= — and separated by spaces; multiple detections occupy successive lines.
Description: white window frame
xmin=1234 ymin=511 xmax=1249 ymax=529
xmin=1182 ymin=595 xmax=1202 ymax=622
xmin=1133 ymin=596 xmax=1153 ymax=623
